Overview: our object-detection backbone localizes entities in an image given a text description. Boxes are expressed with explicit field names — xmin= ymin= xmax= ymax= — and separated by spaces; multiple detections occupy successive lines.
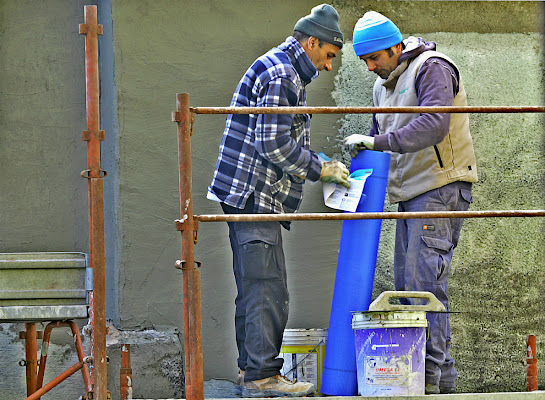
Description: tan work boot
xmin=242 ymin=374 xmax=316 ymax=398
xmin=234 ymin=369 xmax=245 ymax=396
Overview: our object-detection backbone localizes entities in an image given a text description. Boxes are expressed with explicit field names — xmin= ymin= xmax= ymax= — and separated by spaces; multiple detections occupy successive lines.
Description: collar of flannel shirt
xmin=280 ymin=36 xmax=319 ymax=85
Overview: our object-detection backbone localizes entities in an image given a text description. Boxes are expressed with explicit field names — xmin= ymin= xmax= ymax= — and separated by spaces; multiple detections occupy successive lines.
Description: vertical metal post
xmin=91 ymin=177 xmax=107 ymax=399
xmin=173 ymin=93 xmax=204 ymax=400
xmin=120 ymin=344 xmax=133 ymax=400
xmin=527 ymin=334 xmax=538 ymax=391
xmin=79 ymin=5 xmax=107 ymax=400
xmin=24 ymin=323 xmax=38 ymax=396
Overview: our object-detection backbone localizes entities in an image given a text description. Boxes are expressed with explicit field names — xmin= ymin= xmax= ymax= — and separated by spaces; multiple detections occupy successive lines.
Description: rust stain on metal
xmin=24 ymin=323 xmax=38 ymax=396
xmin=174 ymin=93 xmax=204 ymax=400
xmin=186 ymin=209 xmax=545 ymax=223
xmin=527 ymin=335 xmax=538 ymax=391
xmin=191 ymin=105 xmax=545 ymax=115
xmin=80 ymin=5 xmax=107 ymax=400
xmin=120 ymin=344 xmax=132 ymax=400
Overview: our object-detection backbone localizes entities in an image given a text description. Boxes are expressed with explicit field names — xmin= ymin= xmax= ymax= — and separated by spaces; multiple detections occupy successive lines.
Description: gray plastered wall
xmin=0 ymin=1 xmax=544 ymax=399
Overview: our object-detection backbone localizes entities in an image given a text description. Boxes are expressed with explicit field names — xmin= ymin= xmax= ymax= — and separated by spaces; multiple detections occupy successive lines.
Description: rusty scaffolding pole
xmin=79 ymin=6 xmax=108 ymax=400
xmin=173 ymin=93 xmax=545 ymax=400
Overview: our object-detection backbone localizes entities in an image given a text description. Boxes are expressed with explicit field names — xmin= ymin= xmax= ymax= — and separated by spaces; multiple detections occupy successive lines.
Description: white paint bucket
xmin=279 ymin=328 xmax=327 ymax=393
xmin=351 ymin=291 xmax=445 ymax=396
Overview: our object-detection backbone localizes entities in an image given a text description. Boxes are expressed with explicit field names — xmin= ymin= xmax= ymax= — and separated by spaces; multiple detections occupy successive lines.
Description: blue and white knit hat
xmin=352 ymin=11 xmax=403 ymax=56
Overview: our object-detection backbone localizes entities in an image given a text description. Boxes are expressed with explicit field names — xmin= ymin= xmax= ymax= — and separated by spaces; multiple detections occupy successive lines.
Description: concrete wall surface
xmin=1 ymin=0 xmax=544 ymax=399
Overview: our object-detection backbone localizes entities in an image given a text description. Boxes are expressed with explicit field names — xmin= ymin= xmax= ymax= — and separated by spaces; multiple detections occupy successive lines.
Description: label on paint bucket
xmin=280 ymin=352 xmax=319 ymax=388
xmin=365 ymin=355 xmax=412 ymax=386
xmin=353 ymin=323 xmax=426 ymax=396
xmin=279 ymin=329 xmax=327 ymax=393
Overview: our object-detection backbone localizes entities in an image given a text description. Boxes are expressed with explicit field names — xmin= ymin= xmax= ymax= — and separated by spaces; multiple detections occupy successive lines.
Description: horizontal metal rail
xmin=190 ymin=105 xmax=545 ymax=115
xmin=177 ymin=95 xmax=545 ymax=400
xmin=175 ymin=210 xmax=545 ymax=227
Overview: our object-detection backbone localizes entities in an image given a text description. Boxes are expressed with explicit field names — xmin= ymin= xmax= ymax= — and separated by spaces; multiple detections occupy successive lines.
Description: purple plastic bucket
xmin=352 ymin=311 xmax=427 ymax=396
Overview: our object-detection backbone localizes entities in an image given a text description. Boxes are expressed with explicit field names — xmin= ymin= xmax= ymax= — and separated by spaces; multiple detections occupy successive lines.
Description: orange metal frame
xmin=21 ymin=6 xmax=106 ymax=400
xmin=22 ymin=321 xmax=92 ymax=400
xmin=79 ymin=5 xmax=108 ymax=400
xmin=527 ymin=335 xmax=538 ymax=391
xmin=173 ymin=93 xmax=544 ymax=400
xmin=120 ymin=344 xmax=133 ymax=400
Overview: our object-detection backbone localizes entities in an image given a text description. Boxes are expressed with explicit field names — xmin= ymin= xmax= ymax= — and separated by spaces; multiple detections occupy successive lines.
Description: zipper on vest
xmin=434 ymin=145 xmax=444 ymax=168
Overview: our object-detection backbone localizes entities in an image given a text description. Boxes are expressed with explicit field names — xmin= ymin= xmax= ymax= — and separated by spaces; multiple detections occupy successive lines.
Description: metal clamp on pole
xmin=175 ymin=217 xmax=199 ymax=243
xmin=175 ymin=260 xmax=202 ymax=270
xmin=81 ymin=130 xmax=106 ymax=141
xmin=80 ymin=169 xmax=108 ymax=179
xmin=172 ymin=111 xmax=195 ymax=136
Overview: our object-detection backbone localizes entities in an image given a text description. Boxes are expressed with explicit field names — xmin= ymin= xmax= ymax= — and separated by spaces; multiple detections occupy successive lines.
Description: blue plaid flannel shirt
xmin=208 ymin=36 xmax=323 ymax=215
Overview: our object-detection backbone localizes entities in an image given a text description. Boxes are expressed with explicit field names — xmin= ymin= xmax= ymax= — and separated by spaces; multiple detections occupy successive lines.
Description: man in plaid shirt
xmin=208 ymin=4 xmax=348 ymax=398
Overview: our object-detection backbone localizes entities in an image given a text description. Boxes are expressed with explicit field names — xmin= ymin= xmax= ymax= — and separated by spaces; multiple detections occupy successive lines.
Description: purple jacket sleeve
xmin=373 ymin=58 xmax=460 ymax=153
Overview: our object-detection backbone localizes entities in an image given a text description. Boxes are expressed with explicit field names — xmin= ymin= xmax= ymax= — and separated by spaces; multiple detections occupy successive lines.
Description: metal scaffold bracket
xmin=78 ymin=24 xmax=104 ymax=36
xmin=172 ymin=111 xmax=195 ymax=135
xmin=175 ymin=217 xmax=199 ymax=243
xmin=81 ymin=130 xmax=106 ymax=141
xmin=171 ymin=111 xmax=182 ymax=122
xmin=175 ymin=260 xmax=202 ymax=271
xmin=80 ymin=169 xmax=108 ymax=179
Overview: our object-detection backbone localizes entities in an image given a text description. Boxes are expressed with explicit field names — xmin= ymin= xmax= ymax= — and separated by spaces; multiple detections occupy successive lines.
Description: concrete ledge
xmin=0 ymin=305 xmax=88 ymax=321
xmin=133 ymin=390 xmax=545 ymax=400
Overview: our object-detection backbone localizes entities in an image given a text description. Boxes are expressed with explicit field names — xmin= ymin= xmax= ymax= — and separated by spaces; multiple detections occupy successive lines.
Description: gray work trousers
xmin=394 ymin=181 xmax=473 ymax=388
xmin=225 ymin=216 xmax=288 ymax=382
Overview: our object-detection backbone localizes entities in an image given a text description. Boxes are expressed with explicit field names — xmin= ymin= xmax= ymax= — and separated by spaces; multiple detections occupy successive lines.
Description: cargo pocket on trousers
xmin=237 ymin=227 xmax=281 ymax=280
xmin=417 ymin=235 xmax=454 ymax=286
xmin=460 ymin=188 xmax=473 ymax=207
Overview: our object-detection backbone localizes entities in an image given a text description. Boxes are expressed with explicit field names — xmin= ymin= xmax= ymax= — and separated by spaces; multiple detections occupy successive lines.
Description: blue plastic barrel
xmin=320 ymin=150 xmax=391 ymax=396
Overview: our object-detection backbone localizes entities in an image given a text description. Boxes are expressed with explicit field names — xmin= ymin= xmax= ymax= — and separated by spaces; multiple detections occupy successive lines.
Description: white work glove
xmin=320 ymin=160 xmax=350 ymax=188
xmin=343 ymin=134 xmax=375 ymax=157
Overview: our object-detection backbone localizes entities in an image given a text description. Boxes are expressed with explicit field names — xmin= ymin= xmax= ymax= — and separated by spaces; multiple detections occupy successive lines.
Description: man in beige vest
xmin=344 ymin=11 xmax=478 ymax=395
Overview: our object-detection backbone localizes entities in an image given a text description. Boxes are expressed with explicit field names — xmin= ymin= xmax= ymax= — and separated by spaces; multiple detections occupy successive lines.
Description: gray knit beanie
xmin=294 ymin=4 xmax=344 ymax=49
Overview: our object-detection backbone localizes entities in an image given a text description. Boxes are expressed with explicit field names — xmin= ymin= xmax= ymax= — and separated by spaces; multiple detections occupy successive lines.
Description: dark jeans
xmin=394 ymin=181 xmax=472 ymax=388
xmin=222 ymin=200 xmax=288 ymax=382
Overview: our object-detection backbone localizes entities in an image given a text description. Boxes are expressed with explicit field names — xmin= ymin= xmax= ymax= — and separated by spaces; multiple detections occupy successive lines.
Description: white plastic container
xmin=279 ymin=328 xmax=327 ymax=393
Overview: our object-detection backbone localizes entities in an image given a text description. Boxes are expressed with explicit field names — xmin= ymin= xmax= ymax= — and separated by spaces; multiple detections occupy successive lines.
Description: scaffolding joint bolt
xmin=175 ymin=260 xmax=202 ymax=270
